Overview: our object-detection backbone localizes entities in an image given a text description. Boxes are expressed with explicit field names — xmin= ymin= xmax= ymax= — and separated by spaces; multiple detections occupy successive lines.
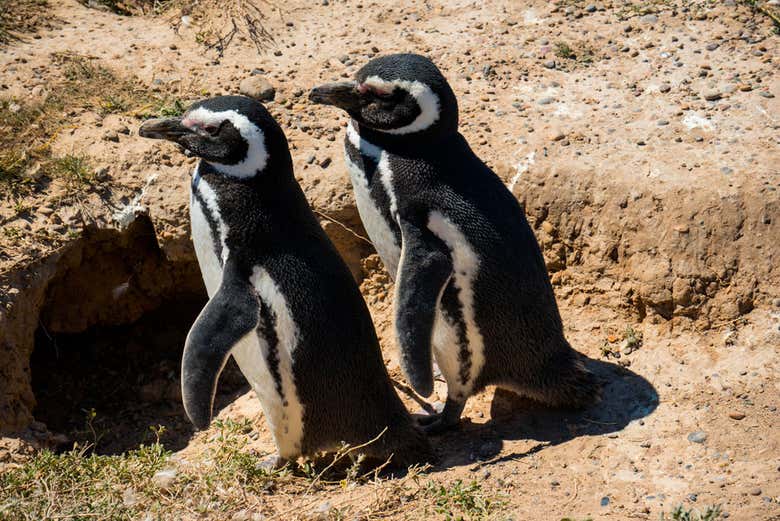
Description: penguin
xmin=138 ymin=95 xmax=432 ymax=467
xmin=310 ymin=54 xmax=600 ymax=434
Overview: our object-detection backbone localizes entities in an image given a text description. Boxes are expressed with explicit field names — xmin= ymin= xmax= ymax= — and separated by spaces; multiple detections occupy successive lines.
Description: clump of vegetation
xmin=0 ymin=52 xmax=185 ymax=199
xmin=0 ymin=419 xmax=282 ymax=519
xmin=425 ymin=479 xmax=506 ymax=520
xmin=177 ymin=0 xmax=279 ymax=57
xmin=0 ymin=429 xmax=171 ymax=520
xmin=600 ymin=325 xmax=643 ymax=359
xmin=0 ymin=416 xmax=441 ymax=520
xmin=554 ymin=41 xmax=595 ymax=65
xmin=77 ymin=0 xmax=178 ymax=16
xmin=661 ymin=504 xmax=723 ymax=521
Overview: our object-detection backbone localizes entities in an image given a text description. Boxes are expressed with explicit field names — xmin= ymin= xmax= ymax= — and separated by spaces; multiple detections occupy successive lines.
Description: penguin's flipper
xmin=182 ymin=261 xmax=259 ymax=429
xmin=395 ymin=218 xmax=453 ymax=398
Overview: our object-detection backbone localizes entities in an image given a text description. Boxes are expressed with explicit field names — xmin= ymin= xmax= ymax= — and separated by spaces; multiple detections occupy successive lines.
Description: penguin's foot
xmin=414 ymin=398 xmax=465 ymax=435
xmin=257 ymin=453 xmax=290 ymax=471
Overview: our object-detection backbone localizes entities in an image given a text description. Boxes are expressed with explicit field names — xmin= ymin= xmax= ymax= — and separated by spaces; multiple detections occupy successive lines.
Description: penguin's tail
xmin=525 ymin=348 xmax=603 ymax=409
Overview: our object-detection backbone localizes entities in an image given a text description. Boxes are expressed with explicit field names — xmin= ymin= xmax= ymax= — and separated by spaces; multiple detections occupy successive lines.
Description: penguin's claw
xmin=413 ymin=397 xmax=465 ymax=435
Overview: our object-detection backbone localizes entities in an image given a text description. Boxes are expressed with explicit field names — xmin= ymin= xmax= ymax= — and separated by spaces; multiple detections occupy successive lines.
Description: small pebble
xmin=538 ymin=97 xmax=555 ymax=105
xmin=749 ymin=487 xmax=762 ymax=496
xmin=688 ymin=431 xmax=707 ymax=444
xmin=152 ymin=469 xmax=178 ymax=491
xmin=659 ymin=83 xmax=672 ymax=93
xmin=728 ymin=412 xmax=746 ymax=420
xmin=703 ymin=91 xmax=722 ymax=101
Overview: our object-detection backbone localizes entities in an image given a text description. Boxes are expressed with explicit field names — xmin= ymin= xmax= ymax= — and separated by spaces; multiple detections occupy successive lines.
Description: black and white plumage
xmin=139 ymin=95 xmax=431 ymax=466
xmin=310 ymin=54 xmax=600 ymax=433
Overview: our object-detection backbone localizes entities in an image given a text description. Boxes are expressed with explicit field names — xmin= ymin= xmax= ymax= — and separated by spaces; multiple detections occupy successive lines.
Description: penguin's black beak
xmin=138 ymin=117 xmax=193 ymax=142
xmin=309 ymin=81 xmax=361 ymax=111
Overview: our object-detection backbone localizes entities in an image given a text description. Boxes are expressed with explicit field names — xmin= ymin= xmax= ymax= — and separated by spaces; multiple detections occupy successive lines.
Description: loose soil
xmin=0 ymin=0 xmax=778 ymax=519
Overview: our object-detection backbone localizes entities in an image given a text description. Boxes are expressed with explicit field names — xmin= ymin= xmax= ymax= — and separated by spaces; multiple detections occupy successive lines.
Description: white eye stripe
xmin=185 ymin=107 xmax=268 ymax=178
xmin=362 ymin=76 xmax=441 ymax=135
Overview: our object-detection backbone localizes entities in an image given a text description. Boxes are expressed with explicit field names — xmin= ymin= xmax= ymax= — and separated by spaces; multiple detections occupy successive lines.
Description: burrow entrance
xmin=27 ymin=215 xmax=248 ymax=454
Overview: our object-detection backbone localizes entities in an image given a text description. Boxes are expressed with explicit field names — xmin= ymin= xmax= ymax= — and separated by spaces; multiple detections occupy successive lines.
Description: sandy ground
xmin=1 ymin=0 xmax=779 ymax=519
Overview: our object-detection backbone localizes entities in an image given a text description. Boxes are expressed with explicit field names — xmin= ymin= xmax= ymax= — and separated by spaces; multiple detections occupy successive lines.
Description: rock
xmin=122 ymin=487 xmax=138 ymax=507
xmin=103 ymin=131 xmax=120 ymax=143
xmin=538 ymin=96 xmax=555 ymax=105
xmin=550 ymin=131 xmax=566 ymax=142
xmin=543 ymin=60 xmax=556 ymax=69
xmin=758 ymin=91 xmax=775 ymax=99
xmin=586 ymin=4 xmax=596 ymax=12
xmin=601 ymin=496 xmax=610 ymax=506
xmin=728 ymin=411 xmax=745 ymax=420
xmin=749 ymin=487 xmax=762 ymax=496
xmin=152 ymin=469 xmax=178 ymax=491
xmin=641 ymin=14 xmax=658 ymax=24
xmin=706 ymin=42 xmax=720 ymax=51
xmin=703 ymin=91 xmax=722 ymax=101
xmin=239 ymin=75 xmax=276 ymax=101
xmin=657 ymin=120 xmax=669 ymax=126
xmin=687 ymin=431 xmax=707 ymax=443
xmin=312 ymin=501 xmax=332 ymax=519
xmin=319 ymin=157 xmax=332 ymax=169
xmin=659 ymin=83 xmax=671 ymax=93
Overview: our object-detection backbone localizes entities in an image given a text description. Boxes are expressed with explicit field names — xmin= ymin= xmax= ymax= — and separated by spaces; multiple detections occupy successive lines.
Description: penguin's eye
xmin=203 ymin=124 xmax=219 ymax=135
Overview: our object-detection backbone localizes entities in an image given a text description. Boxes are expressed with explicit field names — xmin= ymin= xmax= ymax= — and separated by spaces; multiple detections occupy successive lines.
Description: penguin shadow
xmin=428 ymin=357 xmax=659 ymax=470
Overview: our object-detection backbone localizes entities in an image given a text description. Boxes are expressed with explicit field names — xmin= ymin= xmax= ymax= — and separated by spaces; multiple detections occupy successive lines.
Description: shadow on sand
xmin=428 ymin=357 xmax=659 ymax=469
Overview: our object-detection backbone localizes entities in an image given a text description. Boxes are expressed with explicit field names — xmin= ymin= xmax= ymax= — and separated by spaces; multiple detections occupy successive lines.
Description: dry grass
xmin=175 ymin=0 xmax=279 ymax=57
xmin=0 ymin=417 xmax=510 ymax=520
xmin=0 ymin=52 xmax=185 ymax=200
xmin=0 ymin=0 xmax=55 ymax=45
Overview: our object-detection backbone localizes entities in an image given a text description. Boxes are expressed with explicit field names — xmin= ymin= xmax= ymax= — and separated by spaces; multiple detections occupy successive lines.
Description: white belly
xmin=345 ymin=155 xmax=401 ymax=276
xmin=189 ymin=176 xmax=304 ymax=457
xmin=428 ymin=211 xmax=486 ymax=397
xmin=345 ymin=123 xmax=402 ymax=277
xmin=190 ymin=191 xmax=223 ymax=297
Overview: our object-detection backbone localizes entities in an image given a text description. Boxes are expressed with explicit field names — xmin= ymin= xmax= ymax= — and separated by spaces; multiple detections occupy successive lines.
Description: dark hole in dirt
xmin=31 ymin=294 xmax=250 ymax=455
xmin=28 ymin=215 xmax=250 ymax=455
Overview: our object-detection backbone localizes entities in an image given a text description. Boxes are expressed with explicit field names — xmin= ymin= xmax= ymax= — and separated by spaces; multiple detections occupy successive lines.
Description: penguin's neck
xmin=194 ymin=161 xmax=313 ymax=244
xmin=353 ymin=120 xmax=458 ymax=157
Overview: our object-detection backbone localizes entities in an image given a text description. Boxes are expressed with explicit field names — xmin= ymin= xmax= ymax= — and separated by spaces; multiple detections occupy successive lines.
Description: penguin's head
xmin=309 ymin=53 xmax=458 ymax=140
xmin=139 ymin=95 xmax=290 ymax=178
